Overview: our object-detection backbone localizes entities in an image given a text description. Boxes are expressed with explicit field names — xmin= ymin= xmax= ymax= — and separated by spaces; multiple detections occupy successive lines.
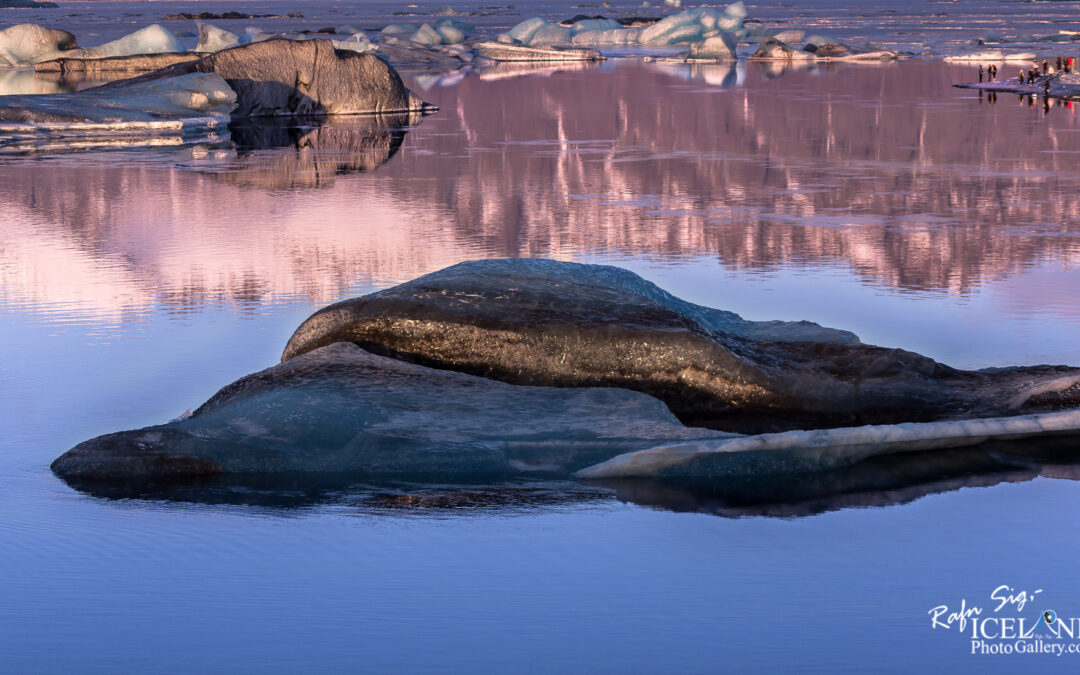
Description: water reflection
xmin=2 ymin=60 xmax=1079 ymax=324
xmin=207 ymin=114 xmax=421 ymax=190
xmin=0 ymin=68 xmax=112 ymax=96
xmin=54 ymin=436 xmax=1080 ymax=519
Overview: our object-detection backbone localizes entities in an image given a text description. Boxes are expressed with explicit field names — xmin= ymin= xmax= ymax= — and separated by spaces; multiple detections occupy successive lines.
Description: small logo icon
xmin=1044 ymin=610 xmax=1058 ymax=626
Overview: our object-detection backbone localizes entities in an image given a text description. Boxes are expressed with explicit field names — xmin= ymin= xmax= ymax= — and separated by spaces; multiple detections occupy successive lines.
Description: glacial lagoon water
xmin=3 ymin=55 xmax=1080 ymax=671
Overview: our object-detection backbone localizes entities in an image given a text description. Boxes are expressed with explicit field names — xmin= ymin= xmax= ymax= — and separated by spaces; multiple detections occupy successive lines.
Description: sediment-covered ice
xmin=51 ymin=260 xmax=1080 ymax=483
xmin=474 ymin=42 xmax=603 ymax=62
xmin=576 ymin=410 xmax=1080 ymax=478
xmin=282 ymin=259 xmax=1080 ymax=434
xmin=51 ymin=343 xmax=733 ymax=480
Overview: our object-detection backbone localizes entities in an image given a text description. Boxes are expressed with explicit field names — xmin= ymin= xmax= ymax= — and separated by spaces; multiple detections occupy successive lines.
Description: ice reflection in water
xmin=2 ymin=61 xmax=1079 ymax=364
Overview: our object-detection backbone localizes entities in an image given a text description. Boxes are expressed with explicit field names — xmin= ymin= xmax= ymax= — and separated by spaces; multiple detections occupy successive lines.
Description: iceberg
xmin=503 ymin=4 xmax=747 ymax=49
xmin=687 ymin=33 xmax=736 ymax=60
xmin=34 ymin=52 xmax=201 ymax=76
xmin=409 ymin=23 xmax=442 ymax=47
xmin=0 ymin=24 xmax=76 ymax=66
xmin=577 ymin=411 xmax=1080 ymax=479
xmin=943 ymin=51 xmax=1037 ymax=62
xmin=506 ymin=17 xmax=548 ymax=44
xmin=195 ymin=23 xmax=240 ymax=53
xmin=570 ymin=18 xmax=622 ymax=34
xmin=52 ymin=343 xmax=733 ymax=480
xmin=51 ymin=260 xmax=1080 ymax=485
xmin=524 ymin=23 xmax=573 ymax=47
xmin=435 ymin=25 xmax=467 ymax=45
xmin=474 ymin=42 xmax=603 ymax=62
xmin=333 ymin=32 xmax=375 ymax=54
xmin=180 ymin=39 xmax=433 ymax=117
xmin=751 ymin=39 xmax=815 ymax=60
xmin=283 ymin=259 xmax=1080 ymax=434
xmin=0 ymin=71 xmax=234 ymax=134
xmin=60 ymin=24 xmax=184 ymax=61
xmin=380 ymin=24 xmax=417 ymax=36
xmin=571 ymin=28 xmax=642 ymax=47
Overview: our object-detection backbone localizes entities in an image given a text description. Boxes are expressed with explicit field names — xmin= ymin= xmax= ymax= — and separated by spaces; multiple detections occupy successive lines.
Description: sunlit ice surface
xmin=2 ymin=54 xmax=1080 ymax=673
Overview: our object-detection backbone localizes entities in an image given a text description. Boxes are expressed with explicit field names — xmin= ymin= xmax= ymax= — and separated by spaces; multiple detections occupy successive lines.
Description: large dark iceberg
xmin=0 ymin=39 xmax=434 ymax=136
xmin=283 ymin=259 xmax=1080 ymax=433
xmin=53 ymin=259 xmax=1080 ymax=490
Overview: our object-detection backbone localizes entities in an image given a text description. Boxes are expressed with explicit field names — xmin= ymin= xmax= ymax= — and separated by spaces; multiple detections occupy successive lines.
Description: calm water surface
xmin=2 ymin=59 xmax=1080 ymax=672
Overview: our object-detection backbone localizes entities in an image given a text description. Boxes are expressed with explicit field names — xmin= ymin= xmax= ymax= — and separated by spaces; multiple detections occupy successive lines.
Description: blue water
xmin=3 ymin=54 xmax=1080 ymax=672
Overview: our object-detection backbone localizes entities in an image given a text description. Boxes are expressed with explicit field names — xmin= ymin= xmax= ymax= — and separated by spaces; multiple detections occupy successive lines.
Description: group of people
xmin=977 ymin=56 xmax=1075 ymax=85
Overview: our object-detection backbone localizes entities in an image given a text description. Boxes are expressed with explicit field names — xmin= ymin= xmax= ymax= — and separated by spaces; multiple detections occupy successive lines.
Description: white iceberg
xmin=944 ymin=51 xmax=1038 ymax=62
xmin=409 ymin=23 xmax=442 ymax=46
xmin=61 ymin=25 xmax=184 ymax=61
xmin=0 ymin=24 xmax=76 ymax=66
xmin=688 ymin=33 xmax=736 ymax=60
xmin=196 ymin=23 xmax=240 ymax=53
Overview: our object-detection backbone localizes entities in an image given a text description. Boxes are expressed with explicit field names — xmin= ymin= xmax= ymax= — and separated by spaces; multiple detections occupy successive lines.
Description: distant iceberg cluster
xmin=497 ymin=4 xmax=747 ymax=56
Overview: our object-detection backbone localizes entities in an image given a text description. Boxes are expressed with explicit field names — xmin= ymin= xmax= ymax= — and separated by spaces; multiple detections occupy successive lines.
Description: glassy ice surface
xmin=2 ymin=53 xmax=1080 ymax=673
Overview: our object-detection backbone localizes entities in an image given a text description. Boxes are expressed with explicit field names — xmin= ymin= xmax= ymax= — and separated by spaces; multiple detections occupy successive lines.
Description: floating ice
xmin=943 ymin=51 xmax=1037 ymax=62
xmin=333 ymin=32 xmax=376 ymax=54
xmin=52 ymin=343 xmax=733 ymax=480
xmin=474 ymin=41 xmax=603 ymax=61
xmin=60 ymin=25 xmax=184 ymax=61
xmin=381 ymin=24 xmax=417 ymax=36
xmin=570 ymin=19 xmax=622 ymax=35
xmin=503 ymin=4 xmax=747 ymax=49
xmin=196 ymin=23 xmax=240 ymax=53
xmin=409 ymin=23 xmax=442 ymax=46
xmin=435 ymin=25 xmax=467 ymax=45
xmin=575 ymin=410 xmax=1080 ymax=479
xmin=0 ymin=23 xmax=75 ymax=66
xmin=0 ymin=71 xmax=234 ymax=136
xmin=687 ymin=33 xmax=736 ymax=60
xmin=49 ymin=259 xmax=1080 ymax=483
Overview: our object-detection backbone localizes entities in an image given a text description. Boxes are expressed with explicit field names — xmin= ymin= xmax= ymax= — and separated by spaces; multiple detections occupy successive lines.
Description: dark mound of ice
xmin=284 ymin=259 xmax=1080 ymax=433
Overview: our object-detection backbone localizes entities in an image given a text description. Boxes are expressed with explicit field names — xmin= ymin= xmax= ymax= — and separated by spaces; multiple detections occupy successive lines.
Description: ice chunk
xmin=688 ymin=33 xmax=736 ymax=60
xmin=638 ymin=11 xmax=705 ymax=46
xmin=724 ymin=1 xmax=748 ymax=20
xmin=507 ymin=17 xmax=548 ymax=44
xmin=52 ymin=344 xmax=731 ymax=480
xmin=0 ymin=24 xmax=76 ymax=66
xmin=409 ymin=23 xmax=442 ymax=46
xmin=943 ymin=51 xmax=1037 ymax=62
xmin=196 ymin=23 xmax=240 ymax=53
xmin=436 ymin=25 xmax=467 ymax=45
xmin=751 ymin=39 xmax=815 ymax=60
xmin=571 ymin=27 xmax=642 ymax=47
xmin=61 ymin=25 xmax=184 ymax=61
xmin=0 ymin=72 xmax=235 ymax=136
xmin=570 ymin=18 xmax=622 ymax=34
xmin=664 ymin=0 xmax=682 ymax=7
xmin=525 ymin=22 xmax=573 ymax=47
xmin=474 ymin=41 xmax=603 ymax=61
xmin=381 ymin=24 xmax=417 ymax=36
xmin=333 ymin=33 xmax=375 ymax=54
xmin=772 ymin=29 xmax=804 ymax=43
xmin=576 ymin=410 xmax=1080 ymax=479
